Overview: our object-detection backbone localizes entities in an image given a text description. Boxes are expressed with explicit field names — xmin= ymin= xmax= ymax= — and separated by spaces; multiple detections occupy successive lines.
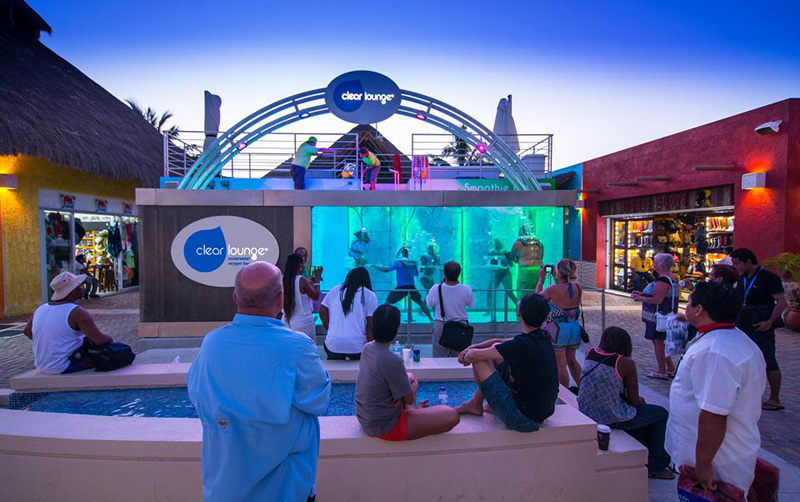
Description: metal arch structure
xmin=178 ymin=89 xmax=542 ymax=191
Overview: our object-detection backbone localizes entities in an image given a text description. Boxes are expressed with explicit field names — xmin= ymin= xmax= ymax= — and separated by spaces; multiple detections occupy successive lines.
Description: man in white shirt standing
xmin=426 ymin=261 xmax=474 ymax=357
xmin=667 ymin=281 xmax=766 ymax=494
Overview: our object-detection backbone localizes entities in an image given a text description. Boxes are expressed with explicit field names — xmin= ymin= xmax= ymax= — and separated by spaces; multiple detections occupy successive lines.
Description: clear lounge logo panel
xmin=325 ymin=70 xmax=401 ymax=124
xmin=171 ymin=216 xmax=280 ymax=287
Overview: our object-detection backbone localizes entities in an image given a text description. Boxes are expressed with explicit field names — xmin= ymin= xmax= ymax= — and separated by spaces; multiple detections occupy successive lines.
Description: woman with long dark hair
xmin=577 ymin=327 xmax=674 ymax=480
xmin=319 ymin=267 xmax=378 ymax=360
xmin=282 ymin=253 xmax=321 ymax=338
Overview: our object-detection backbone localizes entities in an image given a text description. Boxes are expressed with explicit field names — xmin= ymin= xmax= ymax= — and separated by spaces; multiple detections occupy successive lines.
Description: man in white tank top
xmin=23 ymin=272 xmax=114 ymax=374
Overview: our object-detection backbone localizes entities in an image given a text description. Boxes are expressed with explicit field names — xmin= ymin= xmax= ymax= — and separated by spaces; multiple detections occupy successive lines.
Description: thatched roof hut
xmin=0 ymin=0 xmax=163 ymax=187
xmin=268 ymin=124 xmax=413 ymax=182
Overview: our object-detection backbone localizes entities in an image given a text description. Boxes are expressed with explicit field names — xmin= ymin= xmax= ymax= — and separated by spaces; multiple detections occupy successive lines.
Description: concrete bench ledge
xmin=10 ymin=358 xmax=475 ymax=392
xmin=1 ymin=359 xmax=648 ymax=501
xmin=0 ymin=404 xmax=596 ymax=457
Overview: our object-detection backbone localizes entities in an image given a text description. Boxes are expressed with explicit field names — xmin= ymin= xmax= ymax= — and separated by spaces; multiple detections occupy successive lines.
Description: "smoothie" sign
xmin=170 ymin=216 xmax=280 ymax=287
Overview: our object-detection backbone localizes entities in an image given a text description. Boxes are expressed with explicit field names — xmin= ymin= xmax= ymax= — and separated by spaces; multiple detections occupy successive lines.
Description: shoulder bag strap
xmin=576 ymin=283 xmax=585 ymax=328
xmin=666 ymin=276 xmax=676 ymax=313
xmin=438 ymin=283 xmax=446 ymax=319
xmin=579 ymin=351 xmax=617 ymax=382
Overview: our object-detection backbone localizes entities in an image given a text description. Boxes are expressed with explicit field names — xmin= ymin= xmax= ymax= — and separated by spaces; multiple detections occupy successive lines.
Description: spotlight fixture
xmin=476 ymin=143 xmax=487 ymax=154
xmin=0 ymin=173 xmax=18 ymax=189
xmin=741 ymin=172 xmax=766 ymax=190
xmin=299 ymin=111 xmax=310 ymax=119
xmin=237 ymin=141 xmax=248 ymax=151
xmin=415 ymin=113 xmax=426 ymax=120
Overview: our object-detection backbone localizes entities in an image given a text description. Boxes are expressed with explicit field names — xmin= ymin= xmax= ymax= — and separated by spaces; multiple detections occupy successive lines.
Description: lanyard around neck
xmin=742 ymin=267 xmax=762 ymax=304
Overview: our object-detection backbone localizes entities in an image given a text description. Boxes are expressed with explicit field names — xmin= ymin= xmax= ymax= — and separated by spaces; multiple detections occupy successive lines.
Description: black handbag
xmin=69 ymin=337 xmax=136 ymax=372
xmin=437 ymin=283 xmax=474 ymax=352
xmin=578 ymin=284 xmax=590 ymax=344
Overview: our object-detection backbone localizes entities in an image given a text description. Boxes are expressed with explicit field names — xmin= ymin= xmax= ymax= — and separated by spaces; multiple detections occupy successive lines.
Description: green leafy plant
xmin=763 ymin=252 xmax=800 ymax=282
xmin=764 ymin=249 xmax=800 ymax=309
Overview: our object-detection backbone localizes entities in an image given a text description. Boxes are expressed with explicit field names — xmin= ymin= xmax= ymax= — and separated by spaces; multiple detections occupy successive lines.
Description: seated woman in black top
xmin=455 ymin=293 xmax=559 ymax=432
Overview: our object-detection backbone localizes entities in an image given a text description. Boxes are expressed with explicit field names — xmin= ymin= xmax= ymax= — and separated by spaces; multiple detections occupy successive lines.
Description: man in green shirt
xmin=291 ymin=137 xmax=336 ymax=189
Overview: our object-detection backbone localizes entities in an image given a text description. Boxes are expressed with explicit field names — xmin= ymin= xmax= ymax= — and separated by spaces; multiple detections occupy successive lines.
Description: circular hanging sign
xmin=171 ymin=216 xmax=280 ymax=287
xmin=324 ymin=71 xmax=401 ymax=124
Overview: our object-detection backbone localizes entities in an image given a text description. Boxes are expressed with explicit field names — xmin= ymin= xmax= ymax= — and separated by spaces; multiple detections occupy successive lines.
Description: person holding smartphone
xmin=536 ymin=259 xmax=583 ymax=387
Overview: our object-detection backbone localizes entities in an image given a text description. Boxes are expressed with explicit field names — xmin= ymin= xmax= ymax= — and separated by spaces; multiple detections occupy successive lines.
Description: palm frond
xmin=157 ymin=110 xmax=174 ymax=131
xmin=125 ymin=99 xmax=144 ymax=117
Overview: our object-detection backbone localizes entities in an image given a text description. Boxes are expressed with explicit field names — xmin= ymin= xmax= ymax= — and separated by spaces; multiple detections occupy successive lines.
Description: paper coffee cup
xmin=597 ymin=424 xmax=611 ymax=451
xmin=402 ymin=348 xmax=412 ymax=362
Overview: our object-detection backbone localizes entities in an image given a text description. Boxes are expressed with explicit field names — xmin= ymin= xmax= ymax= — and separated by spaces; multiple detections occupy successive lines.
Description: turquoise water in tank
xmin=311 ymin=206 xmax=565 ymax=323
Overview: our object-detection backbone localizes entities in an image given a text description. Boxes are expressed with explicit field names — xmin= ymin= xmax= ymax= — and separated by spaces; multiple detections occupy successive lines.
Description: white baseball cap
xmin=50 ymin=271 xmax=87 ymax=301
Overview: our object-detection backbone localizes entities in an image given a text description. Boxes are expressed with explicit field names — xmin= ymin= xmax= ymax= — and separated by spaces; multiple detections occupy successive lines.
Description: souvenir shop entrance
xmin=40 ymin=191 xmax=138 ymax=302
xmin=600 ymin=185 xmax=735 ymax=295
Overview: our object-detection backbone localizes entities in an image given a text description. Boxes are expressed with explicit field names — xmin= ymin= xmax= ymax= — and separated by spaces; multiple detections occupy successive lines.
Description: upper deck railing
xmin=164 ymin=131 xmax=552 ymax=185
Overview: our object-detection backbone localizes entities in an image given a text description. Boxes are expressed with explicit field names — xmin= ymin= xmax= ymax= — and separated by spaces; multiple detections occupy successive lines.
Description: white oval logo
xmin=170 ymin=216 xmax=280 ymax=287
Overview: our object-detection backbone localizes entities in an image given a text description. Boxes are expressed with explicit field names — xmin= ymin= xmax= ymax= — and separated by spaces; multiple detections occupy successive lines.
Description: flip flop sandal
xmin=648 ymin=469 xmax=676 ymax=480
xmin=645 ymin=372 xmax=670 ymax=380
xmin=762 ymin=402 xmax=785 ymax=411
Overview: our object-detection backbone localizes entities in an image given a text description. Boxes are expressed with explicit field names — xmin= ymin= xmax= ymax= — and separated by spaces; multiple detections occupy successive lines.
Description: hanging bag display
xmin=437 ymin=283 xmax=474 ymax=352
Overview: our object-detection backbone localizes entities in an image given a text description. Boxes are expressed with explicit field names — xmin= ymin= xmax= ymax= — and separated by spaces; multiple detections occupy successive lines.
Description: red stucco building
xmin=580 ymin=98 xmax=800 ymax=290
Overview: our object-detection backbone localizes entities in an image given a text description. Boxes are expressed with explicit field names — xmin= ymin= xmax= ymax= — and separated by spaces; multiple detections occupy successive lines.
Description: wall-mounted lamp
xmin=754 ymin=120 xmax=781 ymax=135
xmin=0 ymin=173 xmax=18 ymax=189
xmin=741 ymin=172 xmax=766 ymax=190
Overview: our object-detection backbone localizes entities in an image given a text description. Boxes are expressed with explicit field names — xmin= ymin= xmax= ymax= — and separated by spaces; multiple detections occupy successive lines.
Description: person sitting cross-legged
xmin=23 ymin=271 xmax=113 ymax=374
xmin=356 ymin=304 xmax=460 ymax=441
xmin=456 ymin=293 xmax=559 ymax=432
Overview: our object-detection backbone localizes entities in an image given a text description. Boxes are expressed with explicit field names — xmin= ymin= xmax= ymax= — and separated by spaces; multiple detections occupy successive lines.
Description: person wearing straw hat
xmin=291 ymin=136 xmax=337 ymax=190
xmin=23 ymin=271 xmax=113 ymax=374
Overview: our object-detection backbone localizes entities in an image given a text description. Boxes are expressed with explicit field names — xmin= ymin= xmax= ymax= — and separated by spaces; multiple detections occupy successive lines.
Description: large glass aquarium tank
xmin=311 ymin=206 xmax=564 ymax=324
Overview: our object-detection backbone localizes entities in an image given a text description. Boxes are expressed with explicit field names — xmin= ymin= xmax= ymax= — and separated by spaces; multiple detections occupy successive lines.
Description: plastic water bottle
xmin=172 ymin=356 xmax=181 ymax=364
xmin=438 ymin=386 xmax=448 ymax=405
xmin=393 ymin=341 xmax=402 ymax=359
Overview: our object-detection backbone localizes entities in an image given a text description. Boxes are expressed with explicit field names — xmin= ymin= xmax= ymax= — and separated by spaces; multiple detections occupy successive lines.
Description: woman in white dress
xmin=282 ymin=253 xmax=321 ymax=338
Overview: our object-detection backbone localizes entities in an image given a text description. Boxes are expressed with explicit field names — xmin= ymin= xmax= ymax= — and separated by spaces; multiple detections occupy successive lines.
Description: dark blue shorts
xmin=480 ymin=368 xmax=540 ymax=433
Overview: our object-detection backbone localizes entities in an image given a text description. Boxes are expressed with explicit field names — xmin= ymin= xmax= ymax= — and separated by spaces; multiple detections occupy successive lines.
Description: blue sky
xmin=32 ymin=0 xmax=800 ymax=168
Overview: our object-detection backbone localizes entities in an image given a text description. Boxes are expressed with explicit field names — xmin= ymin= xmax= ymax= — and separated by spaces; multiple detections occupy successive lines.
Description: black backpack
xmin=69 ymin=338 xmax=136 ymax=372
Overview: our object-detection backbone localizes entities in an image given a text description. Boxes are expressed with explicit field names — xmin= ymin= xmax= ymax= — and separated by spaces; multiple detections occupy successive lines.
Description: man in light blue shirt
xmin=188 ymin=262 xmax=331 ymax=502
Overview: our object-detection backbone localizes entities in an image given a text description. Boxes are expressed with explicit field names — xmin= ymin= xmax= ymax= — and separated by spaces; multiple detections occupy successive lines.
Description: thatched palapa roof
xmin=0 ymin=0 xmax=163 ymax=187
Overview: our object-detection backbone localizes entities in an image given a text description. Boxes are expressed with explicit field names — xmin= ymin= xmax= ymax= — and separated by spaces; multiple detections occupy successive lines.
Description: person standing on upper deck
xmin=291 ymin=137 xmax=337 ymax=190
xmin=359 ymin=147 xmax=382 ymax=190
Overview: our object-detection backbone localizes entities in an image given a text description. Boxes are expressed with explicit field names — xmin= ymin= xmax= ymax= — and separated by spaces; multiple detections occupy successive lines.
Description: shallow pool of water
xmin=11 ymin=381 xmax=478 ymax=418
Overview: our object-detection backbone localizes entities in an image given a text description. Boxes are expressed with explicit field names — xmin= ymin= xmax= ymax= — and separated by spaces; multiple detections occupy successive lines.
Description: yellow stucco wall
xmin=0 ymin=154 xmax=140 ymax=317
